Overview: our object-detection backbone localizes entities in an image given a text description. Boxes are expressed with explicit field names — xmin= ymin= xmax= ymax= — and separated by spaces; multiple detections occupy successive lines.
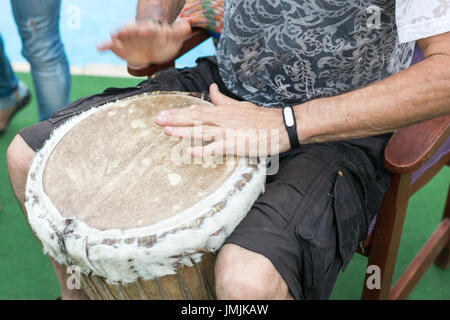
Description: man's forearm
xmin=136 ymin=0 xmax=186 ymax=23
xmin=294 ymin=32 xmax=450 ymax=144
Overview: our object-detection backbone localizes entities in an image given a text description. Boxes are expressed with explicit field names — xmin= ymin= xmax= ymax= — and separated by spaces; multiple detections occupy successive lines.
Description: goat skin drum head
xmin=43 ymin=93 xmax=235 ymax=230
xmin=25 ymin=91 xmax=266 ymax=284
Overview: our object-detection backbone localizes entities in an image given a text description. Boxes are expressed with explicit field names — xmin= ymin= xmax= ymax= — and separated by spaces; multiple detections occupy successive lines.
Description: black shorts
xmin=225 ymin=140 xmax=390 ymax=299
xmin=18 ymin=57 xmax=391 ymax=300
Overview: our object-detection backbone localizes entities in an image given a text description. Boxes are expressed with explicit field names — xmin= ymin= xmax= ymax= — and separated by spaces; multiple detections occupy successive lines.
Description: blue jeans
xmin=0 ymin=0 xmax=70 ymax=120
xmin=0 ymin=35 xmax=18 ymax=99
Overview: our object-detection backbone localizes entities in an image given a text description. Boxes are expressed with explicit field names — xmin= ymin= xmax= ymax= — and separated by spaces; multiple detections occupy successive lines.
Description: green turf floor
xmin=0 ymin=73 xmax=448 ymax=300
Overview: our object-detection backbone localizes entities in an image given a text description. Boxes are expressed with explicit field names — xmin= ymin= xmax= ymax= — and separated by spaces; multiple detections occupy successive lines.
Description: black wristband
xmin=282 ymin=106 xmax=300 ymax=149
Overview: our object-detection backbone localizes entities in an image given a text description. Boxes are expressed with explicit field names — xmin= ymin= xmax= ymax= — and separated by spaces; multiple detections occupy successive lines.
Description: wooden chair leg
xmin=362 ymin=173 xmax=411 ymax=300
xmin=435 ymin=185 xmax=450 ymax=269
xmin=388 ymin=218 xmax=450 ymax=299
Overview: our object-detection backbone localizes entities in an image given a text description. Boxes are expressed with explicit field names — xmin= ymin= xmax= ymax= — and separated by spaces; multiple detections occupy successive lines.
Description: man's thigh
xmin=224 ymin=140 xmax=390 ymax=299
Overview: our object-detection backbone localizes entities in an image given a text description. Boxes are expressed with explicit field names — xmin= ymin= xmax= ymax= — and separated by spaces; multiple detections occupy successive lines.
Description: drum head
xmin=25 ymin=91 xmax=266 ymax=283
xmin=42 ymin=92 xmax=237 ymax=230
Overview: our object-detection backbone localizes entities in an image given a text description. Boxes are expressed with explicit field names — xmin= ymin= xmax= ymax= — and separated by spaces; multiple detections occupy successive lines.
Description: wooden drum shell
xmin=80 ymin=253 xmax=216 ymax=300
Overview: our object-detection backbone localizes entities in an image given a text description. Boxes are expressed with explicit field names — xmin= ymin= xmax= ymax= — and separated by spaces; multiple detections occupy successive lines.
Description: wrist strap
xmin=282 ymin=106 xmax=300 ymax=149
xmin=136 ymin=17 xmax=164 ymax=25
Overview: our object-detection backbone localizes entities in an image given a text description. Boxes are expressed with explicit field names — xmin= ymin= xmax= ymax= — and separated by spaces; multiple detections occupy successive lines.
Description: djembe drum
xmin=25 ymin=92 xmax=266 ymax=300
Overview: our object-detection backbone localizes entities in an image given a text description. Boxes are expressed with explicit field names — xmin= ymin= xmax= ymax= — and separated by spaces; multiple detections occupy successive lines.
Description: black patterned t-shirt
xmin=216 ymin=0 xmax=416 ymax=108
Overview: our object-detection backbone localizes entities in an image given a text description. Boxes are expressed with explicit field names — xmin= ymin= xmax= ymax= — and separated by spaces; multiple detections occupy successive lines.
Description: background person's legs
xmin=11 ymin=0 xmax=70 ymax=121
xmin=0 ymin=35 xmax=30 ymax=132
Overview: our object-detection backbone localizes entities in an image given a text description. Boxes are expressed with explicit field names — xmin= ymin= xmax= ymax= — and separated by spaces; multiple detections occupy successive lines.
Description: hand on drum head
xmin=154 ymin=84 xmax=292 ymax=158
xmin=96 ymin=19 xmax=191 ymax=66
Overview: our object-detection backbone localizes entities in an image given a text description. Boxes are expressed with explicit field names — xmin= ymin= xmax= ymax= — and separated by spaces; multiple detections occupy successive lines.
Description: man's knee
xmin=215 ymin=243 xmax=292 ymax=300
xmin=7 ymin=134 xmax=35 ymax=202
xmin=7 ymin=135 xmax=34 ymax=172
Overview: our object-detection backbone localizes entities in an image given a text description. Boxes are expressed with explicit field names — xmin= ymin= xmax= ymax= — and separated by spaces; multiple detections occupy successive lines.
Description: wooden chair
xmin=128 ymin=29 xmax=450 ymax=300
xmin=360 ymin=116 xmax=449 ymax=299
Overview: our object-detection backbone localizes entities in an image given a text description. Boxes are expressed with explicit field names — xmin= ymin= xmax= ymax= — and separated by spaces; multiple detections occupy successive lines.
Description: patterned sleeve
xmin=396 ymin=0 xmax=450 ymax=43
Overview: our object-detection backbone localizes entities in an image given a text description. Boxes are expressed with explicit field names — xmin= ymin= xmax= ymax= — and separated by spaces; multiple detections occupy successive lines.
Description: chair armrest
xmin=127 ymin=28 xmax=211 ymax=77
xmin=384 ymin=115 xmax=450 ymax=174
